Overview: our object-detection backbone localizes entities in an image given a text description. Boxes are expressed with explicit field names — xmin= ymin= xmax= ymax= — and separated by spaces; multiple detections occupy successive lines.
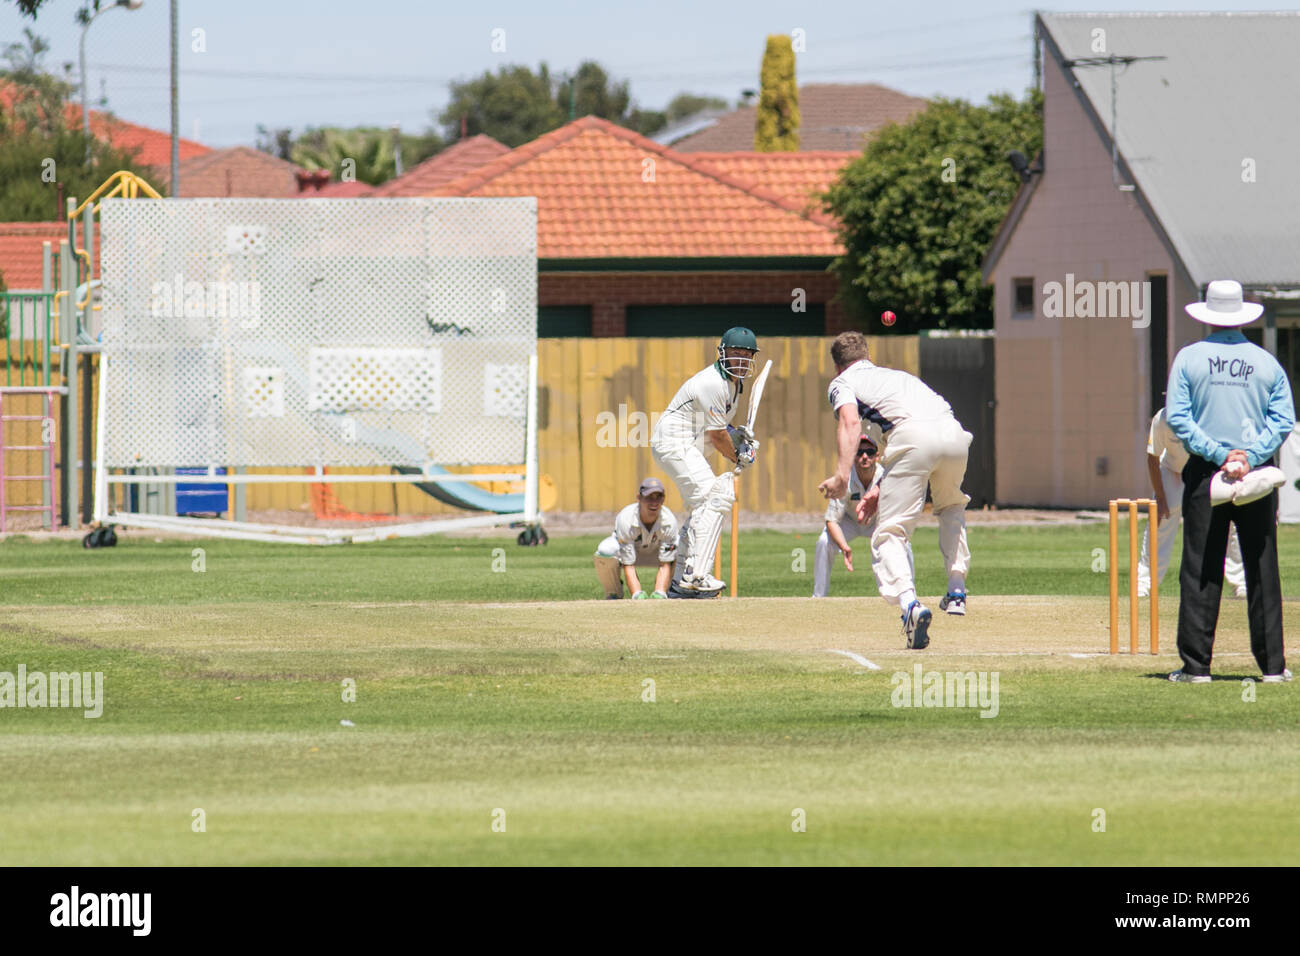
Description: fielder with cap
xmin=818 ymin=331 xmax=972 ymax=649
xmin=1165 ymin=280 xmax=1294 ymax=683
xmin=593 ymin=477 xmax=678 ymax=599
xmin=813 ymin=425 xmax=915 ymax=598
xmin=650 ymin=328 xmax=760 ymax=596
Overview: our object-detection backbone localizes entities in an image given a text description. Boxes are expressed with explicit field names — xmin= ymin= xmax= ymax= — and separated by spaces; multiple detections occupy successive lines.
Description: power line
xmin=91 ymin=42 xmax=1030 ymax=90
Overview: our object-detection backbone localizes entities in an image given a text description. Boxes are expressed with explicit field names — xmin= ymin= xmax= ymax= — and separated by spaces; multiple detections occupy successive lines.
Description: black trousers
xmin=1176 ymin=455 xmax=1286 ymax=676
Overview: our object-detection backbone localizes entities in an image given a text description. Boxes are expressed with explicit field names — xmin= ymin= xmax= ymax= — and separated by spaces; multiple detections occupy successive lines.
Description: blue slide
xmin=392 ymin=465 xmax=524 ymax=514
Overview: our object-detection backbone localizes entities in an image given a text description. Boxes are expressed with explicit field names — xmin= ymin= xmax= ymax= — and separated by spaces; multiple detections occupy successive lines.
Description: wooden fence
xmin=1 ymin=336 xmax=918 ymax=521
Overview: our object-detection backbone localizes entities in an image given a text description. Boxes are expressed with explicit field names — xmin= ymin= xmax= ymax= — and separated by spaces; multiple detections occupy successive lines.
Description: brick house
xmin=671 ymin=83 xmax=927 ymax=152
xmin=422 ymin=116 xmax=853 ymax=337
xmin=983 ymin=12 xmax=1300 ymax=507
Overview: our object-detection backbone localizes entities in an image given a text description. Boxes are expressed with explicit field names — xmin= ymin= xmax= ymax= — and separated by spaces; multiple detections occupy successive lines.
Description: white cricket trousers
xmin=871 ymin=416 xmax=972 ymax=606
xmin=650 ymin=442 xmax=731 ymax=583
xmin=594 ymin=536 xmax=665 ymax=597
xmin=813 ymin=514 xmax=914 ymax=597
xmin=1136 ymin=467 xmax=1245 ymax=595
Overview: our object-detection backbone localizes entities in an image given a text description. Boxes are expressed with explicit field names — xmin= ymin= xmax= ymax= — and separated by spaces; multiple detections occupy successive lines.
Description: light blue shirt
xmin=1165 ymin=329 xmax=1295 ymax=468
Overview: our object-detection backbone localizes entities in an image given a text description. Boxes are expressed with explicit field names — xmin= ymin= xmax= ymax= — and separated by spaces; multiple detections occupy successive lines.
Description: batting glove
xmin=631 ymin=591 xmax=648 ymax=600
xmin=651 ymin=590 xmax=668 ymax=599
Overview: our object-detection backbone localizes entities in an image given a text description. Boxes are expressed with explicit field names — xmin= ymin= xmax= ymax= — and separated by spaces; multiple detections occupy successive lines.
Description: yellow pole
xmin=1129 ymin=499 xmax=1139 ymax=655
xmin=1149 ymin=499 xmax=1159 ymax=654
xmin=730 ymin=475 xmax=740 ymax=597
xmin=1109 ymin=500 xmax=1119 ymax=654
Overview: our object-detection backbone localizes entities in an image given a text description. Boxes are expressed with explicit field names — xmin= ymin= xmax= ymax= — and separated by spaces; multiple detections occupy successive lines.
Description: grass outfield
xmin=2 ymin=523 xmax=1299 ymax=865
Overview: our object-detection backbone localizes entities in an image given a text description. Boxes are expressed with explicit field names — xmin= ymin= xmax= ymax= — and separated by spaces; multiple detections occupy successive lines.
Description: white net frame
xmin=93 ymin=197 xmax=539 ymax=544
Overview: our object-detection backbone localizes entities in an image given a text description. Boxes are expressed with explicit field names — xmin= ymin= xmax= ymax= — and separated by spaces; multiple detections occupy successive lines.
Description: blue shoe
xmin=902 ymin=600 xmax=932 ymax=650
xmin=939 ymin=591 xmax=966 ymax=616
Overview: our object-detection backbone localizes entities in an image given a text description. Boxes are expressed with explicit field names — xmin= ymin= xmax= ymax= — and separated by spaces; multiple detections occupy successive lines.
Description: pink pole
xmin=0 ymin=390 xmax=7 ymax=534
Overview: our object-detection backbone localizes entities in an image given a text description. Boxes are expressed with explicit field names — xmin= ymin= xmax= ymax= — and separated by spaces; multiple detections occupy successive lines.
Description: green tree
xmin=1 ymin=30 xmax=156 ymax=221
xmin=556 ymin=61 xmax=629 ymax=123
xmin=8 ymin=1 xmax=104 ymax=21
xmin=755 ymin=35 xmax=798 ymax=152
xmin=822 ymin=90 xmax=1043 ymax=332
xmin=439 ymin=64 xmax=565 ymax=148
xmin=254 ymin=124 xmax=294 ymax=161
xmin=666 ymin=92 xmax=728 ymax=122
xmin=625 ymin=108 xmax=667 ymax=136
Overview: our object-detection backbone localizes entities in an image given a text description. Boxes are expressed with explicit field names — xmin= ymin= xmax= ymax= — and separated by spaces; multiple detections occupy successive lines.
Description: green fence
xmin=1 ymin=292 xmax=56 ymax=387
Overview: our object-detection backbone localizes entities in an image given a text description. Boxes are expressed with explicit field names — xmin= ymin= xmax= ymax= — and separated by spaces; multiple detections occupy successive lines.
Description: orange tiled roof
xmin=84 ymin=111 xmax=210 ymax=172
xmin=674 ymin=83 xmax=927 ymax=152
xmin=428 ymin=117 xmax=842 ymax=259
xmin=688 ymin=151 xmax=855 ymax=212
xmin=371 ymin=135 xmax=510 ymax=197
xmin=309 ymin=179 xmax=375 ymax=198
xmin=0 ymin=222 xmax=99 ymax=290
xmin=176 ymin=146 xmax=305 ymax=198
xmin=1 ymin=83 xmax=210 ymax=183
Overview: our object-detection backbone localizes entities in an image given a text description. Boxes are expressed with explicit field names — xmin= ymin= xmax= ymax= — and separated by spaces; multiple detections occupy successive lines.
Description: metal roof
xmin=1039 ymin=12 xmax=1300 ymax=289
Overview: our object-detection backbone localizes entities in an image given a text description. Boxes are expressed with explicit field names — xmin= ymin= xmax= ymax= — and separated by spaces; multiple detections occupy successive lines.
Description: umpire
xmin=1165 ymin=280 xmax=1295 ymax=683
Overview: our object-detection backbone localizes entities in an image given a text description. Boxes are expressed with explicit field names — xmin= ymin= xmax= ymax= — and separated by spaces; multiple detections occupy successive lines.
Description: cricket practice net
xmin=94 ymin=197 xmax=539 ymax=544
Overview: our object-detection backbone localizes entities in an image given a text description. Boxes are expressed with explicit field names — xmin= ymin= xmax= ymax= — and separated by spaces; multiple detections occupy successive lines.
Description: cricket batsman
xmin=818 ymin=331 xmax=971 ymax=649
xmin=650 ymin=327 xmax=760 ymax=596
xmin=593 ymin=477 xmax=678 ymax=599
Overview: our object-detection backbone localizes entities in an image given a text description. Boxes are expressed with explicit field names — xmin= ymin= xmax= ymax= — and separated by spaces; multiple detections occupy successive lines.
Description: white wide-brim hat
xmin=1185 ymin=279 xmax=1264 ymax=326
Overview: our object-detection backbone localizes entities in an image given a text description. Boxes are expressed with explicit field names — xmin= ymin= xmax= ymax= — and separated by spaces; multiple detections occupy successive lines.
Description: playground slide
xmin=230 ymin=345 xmax=530 ymax=516
xmin=392 ymin=464 xmax=524 ymax=515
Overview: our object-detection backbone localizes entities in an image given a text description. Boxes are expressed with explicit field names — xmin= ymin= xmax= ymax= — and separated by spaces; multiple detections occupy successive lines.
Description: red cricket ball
xmin=881 ymin=310 xmax=897 ymax=327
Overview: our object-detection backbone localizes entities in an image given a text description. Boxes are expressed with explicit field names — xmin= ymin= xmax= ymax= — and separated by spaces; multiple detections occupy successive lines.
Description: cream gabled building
xmin=983 ymin=12 xmax=1300 ymax=507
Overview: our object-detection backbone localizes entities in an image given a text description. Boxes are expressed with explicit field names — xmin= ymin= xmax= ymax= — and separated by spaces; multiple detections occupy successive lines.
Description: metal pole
xmin=1110 ymin=58 xmax=1119 ymax=188
xmin=170 ymin=0 xmax=180 ymax=194
xmin=82 ymin=353 xmax=94 ymax=524
xmin=60 ymin=235 xmax=77 ymax=528
xmin=79 ymin=22 xmax=91 ymax=163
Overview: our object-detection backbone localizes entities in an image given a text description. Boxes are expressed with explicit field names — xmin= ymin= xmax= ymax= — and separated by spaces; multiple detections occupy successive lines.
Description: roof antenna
xmin=1063 ymin=53 xmax=1166 ymax=191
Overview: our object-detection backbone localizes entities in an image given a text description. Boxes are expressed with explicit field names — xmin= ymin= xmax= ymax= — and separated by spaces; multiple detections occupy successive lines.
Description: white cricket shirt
xmin=651 ymin=362 xmax=742 ymax=454
xmin=611 ymin=502 xmax=679 ymax=565
xmin=827 ymin=359 xmax=954 ymax=434
xmin=1148 ymin=407 xmax=1190 ymax=473
xmin=825 ymin=466 xmax=884 ymax=524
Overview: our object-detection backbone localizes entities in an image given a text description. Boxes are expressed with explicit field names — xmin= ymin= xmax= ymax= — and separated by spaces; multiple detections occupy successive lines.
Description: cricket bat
xmin=745 ymin=359 xmax=773 ymax=434
xmin=731 ymin=359 xmax=771 ymax=599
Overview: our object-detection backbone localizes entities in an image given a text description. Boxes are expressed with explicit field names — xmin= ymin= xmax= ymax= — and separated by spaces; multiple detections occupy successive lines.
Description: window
xmin=1013 ymin=278 xmax=1034 ymax=318
xmin=538 ymin=306 xmax=592 ymax=337
xmin=625 ymin=304 xmax=825 ymax=337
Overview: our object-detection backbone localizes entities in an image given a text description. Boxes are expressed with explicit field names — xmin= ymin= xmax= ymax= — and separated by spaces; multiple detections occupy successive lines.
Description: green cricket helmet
xmin=717 ymin=326 xmax=759 ymax=380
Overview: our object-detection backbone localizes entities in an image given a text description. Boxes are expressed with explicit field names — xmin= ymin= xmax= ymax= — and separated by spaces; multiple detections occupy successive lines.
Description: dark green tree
xmin=665 ymin=92 xmax=728 ymax=122
xmin=1 ymin=29 xmax=156 ymax=220
xmin=555 ymin=61 xmax=629 ymax=122
xmin=8 ymin=1 xmax=103 ymax=20
xmin=438 ymin=64 xmax=565 ymax=148
xmin=822 ymin=90 xmax=1043 ymax=332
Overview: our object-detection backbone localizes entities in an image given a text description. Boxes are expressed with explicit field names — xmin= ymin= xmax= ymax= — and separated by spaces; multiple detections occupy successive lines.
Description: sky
xmin=1 ymin=0 xmax=1289 ymax=148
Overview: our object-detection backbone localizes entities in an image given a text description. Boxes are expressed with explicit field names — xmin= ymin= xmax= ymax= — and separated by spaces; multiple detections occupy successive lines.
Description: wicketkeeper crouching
xmin=594 ymin=477 xmax=678 ymax=599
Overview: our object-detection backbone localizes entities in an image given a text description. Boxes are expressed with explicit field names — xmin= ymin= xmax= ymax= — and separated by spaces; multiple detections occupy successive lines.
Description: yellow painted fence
xmin=1 ymin=337 xmax=917 ymax=521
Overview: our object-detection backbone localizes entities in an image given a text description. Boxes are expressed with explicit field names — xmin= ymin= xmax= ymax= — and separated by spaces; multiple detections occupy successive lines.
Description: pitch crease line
xmin=825 ymin=649 xmax=882 ymax=671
